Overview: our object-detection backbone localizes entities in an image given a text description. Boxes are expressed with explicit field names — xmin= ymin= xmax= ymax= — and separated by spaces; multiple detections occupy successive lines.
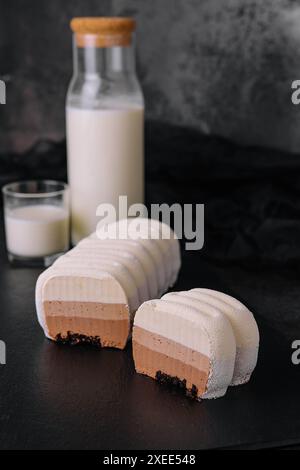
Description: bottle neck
xmin=73 ymin=35 xmax=136 ymax=78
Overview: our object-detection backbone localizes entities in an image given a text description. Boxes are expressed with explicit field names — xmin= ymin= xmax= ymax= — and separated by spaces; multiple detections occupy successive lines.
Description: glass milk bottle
xmin=66 ymin=17 xmax=144 ymax=244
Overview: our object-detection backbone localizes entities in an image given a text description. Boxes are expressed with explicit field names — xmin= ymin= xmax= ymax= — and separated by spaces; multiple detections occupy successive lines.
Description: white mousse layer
xmin=187 ymin=289 xmax=259 ymax=385
xmin=96 ymin=218 xmax=181 ymax=293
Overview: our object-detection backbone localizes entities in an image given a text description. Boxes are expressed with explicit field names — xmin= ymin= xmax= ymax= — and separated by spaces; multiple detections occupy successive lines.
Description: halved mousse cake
xmin=133 ymin=289 xmax=259 ymax=399
xmin=35 ymin=218 xmax=181 ymax=349
xmin=133 ymin=296 xmax=237 ymax=399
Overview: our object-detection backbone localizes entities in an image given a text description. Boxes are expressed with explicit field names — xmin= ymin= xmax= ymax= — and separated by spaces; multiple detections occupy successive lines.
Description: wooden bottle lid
xmin=70 ymin=17 xmax=136 ymax=47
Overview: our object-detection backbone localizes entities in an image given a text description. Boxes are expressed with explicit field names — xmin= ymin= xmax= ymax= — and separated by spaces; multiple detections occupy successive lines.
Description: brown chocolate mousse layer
xmin=44 ymin=301 xmax=130 ymax=349
xmin=133 ymin=326 xmax=210 ymax=397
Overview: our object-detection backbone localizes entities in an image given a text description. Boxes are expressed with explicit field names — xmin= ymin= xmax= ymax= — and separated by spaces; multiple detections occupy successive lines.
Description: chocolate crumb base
xmin=155 ymin=370 xmax=200 ymax=401
xmin=55 ymin=331 xmax=102 ymax=349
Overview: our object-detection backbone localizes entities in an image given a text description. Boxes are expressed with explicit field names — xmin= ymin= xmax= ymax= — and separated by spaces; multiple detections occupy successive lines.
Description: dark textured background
xmin=1 ymin=2 xmax=300 ymax=449
xmin=2 ymin=0 xmax=300 ymax=153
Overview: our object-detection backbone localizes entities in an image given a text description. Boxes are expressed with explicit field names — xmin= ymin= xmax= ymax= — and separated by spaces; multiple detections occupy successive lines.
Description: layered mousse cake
xmin=132 ymin=289 xmax=259 ymax=399
xmin=36 ymin=218 xmax=181 ymax=349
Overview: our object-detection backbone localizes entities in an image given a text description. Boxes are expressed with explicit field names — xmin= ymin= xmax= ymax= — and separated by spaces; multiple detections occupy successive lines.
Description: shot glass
xmin=2 ymin=180 xmax=70 ymax=266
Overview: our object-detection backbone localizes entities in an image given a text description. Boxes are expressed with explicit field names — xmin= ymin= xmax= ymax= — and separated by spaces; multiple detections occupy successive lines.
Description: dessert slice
xmin=36 ymin=267 xmax=132 ymax=348
xmin=133 ymin=297 xmax=236 ymax=399
xmin=36 ymin=218 xmax=181 ymax=349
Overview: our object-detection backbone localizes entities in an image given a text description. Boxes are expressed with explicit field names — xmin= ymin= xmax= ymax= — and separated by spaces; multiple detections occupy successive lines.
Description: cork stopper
xmin=70 ymin=17 xmax=136 ymax=48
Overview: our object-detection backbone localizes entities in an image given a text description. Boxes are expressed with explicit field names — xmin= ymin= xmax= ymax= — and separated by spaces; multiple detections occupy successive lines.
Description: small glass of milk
xmin=2 ymin=180 xmax=70 ymax=266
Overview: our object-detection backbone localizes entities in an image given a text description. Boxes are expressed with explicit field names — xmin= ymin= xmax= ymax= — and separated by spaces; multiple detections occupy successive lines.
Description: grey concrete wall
xmin=0 ymin=0 xmax=111 ymax=153
xmin=1 ymin=0 xmax=300 ymax=153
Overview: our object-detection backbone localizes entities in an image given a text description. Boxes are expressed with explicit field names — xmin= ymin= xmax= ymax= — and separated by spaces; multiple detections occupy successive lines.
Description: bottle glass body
xmin=66 ymin=33 xmax=144 ymax=244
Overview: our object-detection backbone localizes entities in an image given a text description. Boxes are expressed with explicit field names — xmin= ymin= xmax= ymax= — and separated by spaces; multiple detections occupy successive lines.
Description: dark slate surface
xmin=0 ymin=225 xmax=300 ymax=450
xmin=0 ymin=121 xmax=300 ymax=449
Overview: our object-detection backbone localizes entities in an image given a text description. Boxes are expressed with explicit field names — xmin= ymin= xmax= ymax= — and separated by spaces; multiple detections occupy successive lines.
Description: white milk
xmin=5 ymin=205 xmax=69 ymax=257
xmin=66 ymin=106 xmax=144 ymax=244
